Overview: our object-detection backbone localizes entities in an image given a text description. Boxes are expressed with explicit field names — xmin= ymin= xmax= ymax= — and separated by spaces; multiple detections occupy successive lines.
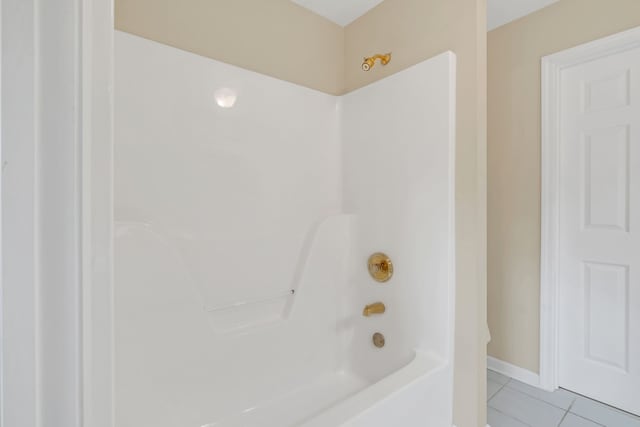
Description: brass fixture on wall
xmin=363 ymin=302 xmax=386 ymax=317
xmin=362 ymin=53 xmax=391 ymax=71
xmin=368 ymin=252 xmax=393 ymax=282
xmin=372 ymin=332 xmax=385 ymax=348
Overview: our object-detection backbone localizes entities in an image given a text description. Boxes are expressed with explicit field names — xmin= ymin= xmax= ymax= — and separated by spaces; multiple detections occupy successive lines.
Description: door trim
xmin=0 ymin=0 xmax=113 ymax=425
xmin=81 ymin=0 xmax=115 ymax=425
xmin=540 ymin=25 xmax=640 ymax=392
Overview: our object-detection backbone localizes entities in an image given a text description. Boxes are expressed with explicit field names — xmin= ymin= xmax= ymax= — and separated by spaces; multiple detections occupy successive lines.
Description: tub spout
xmin=363 ymin=302 xmax=386 ymax=317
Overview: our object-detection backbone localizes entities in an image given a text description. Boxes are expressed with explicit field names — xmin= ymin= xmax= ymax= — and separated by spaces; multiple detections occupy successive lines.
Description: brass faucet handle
xmin=372 ymin=260 xmax=390 ymax=273
xmin=363 ymin=302 xmax=386 ymax=317
xmin=368 ymin=253 xmax=393 ymax=282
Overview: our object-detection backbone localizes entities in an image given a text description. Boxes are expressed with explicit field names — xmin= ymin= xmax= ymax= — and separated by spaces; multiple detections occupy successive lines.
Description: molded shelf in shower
xmin=205 ymin=290 xmax=295 ymax=333
xmin=205 ymin=215 xmax=354 ymax=334
xmin=206 ymin=289 xmax=295 ymax=312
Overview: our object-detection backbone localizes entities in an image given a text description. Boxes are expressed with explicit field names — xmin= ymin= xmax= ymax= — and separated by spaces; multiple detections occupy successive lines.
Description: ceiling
xmin=488 ymin=0 xmax=559 ymax=31
xmin=291 ymin=0 xmax=385 ymax=27
xmin=291 ymin=0 xmax=560 ymax=30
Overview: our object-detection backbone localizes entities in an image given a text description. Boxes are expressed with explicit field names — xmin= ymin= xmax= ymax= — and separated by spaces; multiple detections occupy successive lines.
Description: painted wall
xmin=115 ymin=0 xmax=345 ymax=94
xmin=488 ymin=0 xmax=640 ymax=373
xmin=345 ymin=2 xmax=488 ymax=426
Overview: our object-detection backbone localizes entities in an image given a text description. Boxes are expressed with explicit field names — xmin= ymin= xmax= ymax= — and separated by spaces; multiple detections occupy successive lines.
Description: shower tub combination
xmin=115 ymin=31 xmax=456 ymax=427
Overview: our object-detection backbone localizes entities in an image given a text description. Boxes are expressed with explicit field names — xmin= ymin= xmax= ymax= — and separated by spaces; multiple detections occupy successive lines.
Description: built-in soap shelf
xmin=205 ymin=289 xmax=295 ymax=313
xmin=205 ymin=215 xmax=353 ymax=334
xmin=205 ymin=288 xmax=294 ymax=334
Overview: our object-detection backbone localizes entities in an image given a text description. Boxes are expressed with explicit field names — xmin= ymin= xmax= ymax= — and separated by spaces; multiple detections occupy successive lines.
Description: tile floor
xmin=487 ymin=369 xmax=640 ymax=427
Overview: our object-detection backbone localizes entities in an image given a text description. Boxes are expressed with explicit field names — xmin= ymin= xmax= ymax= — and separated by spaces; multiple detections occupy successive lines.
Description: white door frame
xmin=81 ymin=0 xmax=115 ymax=425
xmin=540 ymin=25 xmax=640 ymax=392
xmin=0 ymin=0 xmax=114 ymax=425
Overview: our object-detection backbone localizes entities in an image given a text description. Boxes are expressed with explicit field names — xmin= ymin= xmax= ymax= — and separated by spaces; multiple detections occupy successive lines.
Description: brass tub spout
xmin=363 ymin=302 xmax=386 ymax=317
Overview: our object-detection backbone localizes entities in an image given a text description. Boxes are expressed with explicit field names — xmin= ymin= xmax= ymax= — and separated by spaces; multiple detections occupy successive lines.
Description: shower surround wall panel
xmin=115 ymin=31 xmax=342 ymax=425
xmin=341 ymin=47 xmax=456 ymax=390
xmin=338 ymin=52 xmax=456 ymax=427
xmin=115 ymin=30 xmax=455 ymax=427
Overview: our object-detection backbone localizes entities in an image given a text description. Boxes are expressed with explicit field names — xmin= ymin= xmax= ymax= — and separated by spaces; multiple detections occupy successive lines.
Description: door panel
xmin=583 ymin=125 xmax=629 ymax=231
xmin=583 ymin=261 xmax=629 ymax=371
xmin=559 ymin=46 xmax=640 ymax=415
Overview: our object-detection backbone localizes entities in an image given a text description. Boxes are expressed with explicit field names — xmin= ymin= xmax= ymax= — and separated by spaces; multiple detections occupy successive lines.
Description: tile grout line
xmin=493 ymin=382 xmax=569 ymax=411
xmin=489 ymin=405 xmax=534 ymax=427
xmin=559 ymin=399 xmax=606 ymax=427
xmin=502 ymin=381 xmax=576 ymax=412
xmin=566 ymin=390 xmax=640 ymax=422
xmin=491 ymin=383 xmax=566 ymax=427
xmin=556 ymin=399 xmax=575 ymax=427
xmin=488 ymin=377 xmax=510 ymax=403
xmin=488 ymin=379 xmax=537 ymax=427
xmin=488 ymin=370 xmax=638 ymax=427
xmin=488 ymin=375 xmax=571 ymax=427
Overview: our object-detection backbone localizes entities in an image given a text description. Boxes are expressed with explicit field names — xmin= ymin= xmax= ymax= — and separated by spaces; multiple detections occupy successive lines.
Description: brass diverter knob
xmin=363 ymin=302 xmax=386 ymax=317
xmin=368 ymin=252 xmax=393 ymax=282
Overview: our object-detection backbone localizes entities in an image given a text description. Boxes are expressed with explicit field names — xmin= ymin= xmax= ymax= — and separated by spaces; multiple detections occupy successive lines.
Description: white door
xmin=559 ymin=44 xmax=640 ymax=415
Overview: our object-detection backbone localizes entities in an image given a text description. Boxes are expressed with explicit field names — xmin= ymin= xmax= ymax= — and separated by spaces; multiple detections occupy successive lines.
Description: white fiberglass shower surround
xmin=115 ymin=31 xmax=456 ymax=427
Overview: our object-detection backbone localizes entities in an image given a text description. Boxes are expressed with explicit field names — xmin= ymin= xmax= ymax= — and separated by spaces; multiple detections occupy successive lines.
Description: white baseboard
xmin=487 ymin=356 xmax=540 ymax=387
xmin=452 ymin=424 xmax=490 ymax=426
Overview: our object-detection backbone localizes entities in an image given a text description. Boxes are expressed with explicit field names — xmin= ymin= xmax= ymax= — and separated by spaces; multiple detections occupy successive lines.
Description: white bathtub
xmin=114 ymin=31 xmax=456 ymax=427
xmin=206 ymin=352 xmax=450 ymax=427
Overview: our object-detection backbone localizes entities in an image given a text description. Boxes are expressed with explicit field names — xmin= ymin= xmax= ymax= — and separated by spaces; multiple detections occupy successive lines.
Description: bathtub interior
xmin=114 ymin=31 xmax=455 ymax=427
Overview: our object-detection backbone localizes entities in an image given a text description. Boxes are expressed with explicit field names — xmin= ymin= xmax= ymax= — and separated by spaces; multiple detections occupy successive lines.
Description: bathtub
xmin=207 ymin=352 xmax=450 ymax=427
xmin=114 ymin=31 xmax=456 ymax=427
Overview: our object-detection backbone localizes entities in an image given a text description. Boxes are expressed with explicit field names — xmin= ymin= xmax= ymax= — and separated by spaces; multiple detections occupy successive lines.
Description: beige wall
xmin=488 ymin=0 xmax=640 ymax=373
xmin=346 ymin=1 xmax=487 ymax=427
xmin=115 ymin=0 xmax=345 ymax=94
xmin=116 ymin=1 xmax=488 ymax=425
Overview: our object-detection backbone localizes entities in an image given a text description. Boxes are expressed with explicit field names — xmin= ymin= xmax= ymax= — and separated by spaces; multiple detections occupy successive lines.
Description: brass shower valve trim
xmin=368 ymin=252 xmax=393 ymax=282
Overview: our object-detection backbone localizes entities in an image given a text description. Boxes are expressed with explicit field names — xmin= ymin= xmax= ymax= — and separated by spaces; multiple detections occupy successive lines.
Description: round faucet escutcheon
xmin=368 ymin=252 xmax=393 ymax=282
